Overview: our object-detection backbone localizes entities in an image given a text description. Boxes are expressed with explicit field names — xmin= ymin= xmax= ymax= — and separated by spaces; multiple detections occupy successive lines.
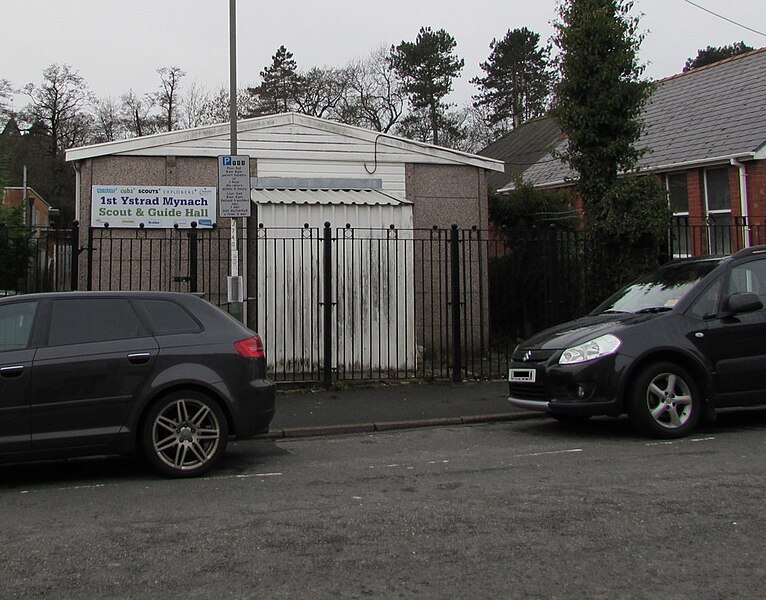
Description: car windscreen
xmin=591 ymin=259 xmax=722 ymax=315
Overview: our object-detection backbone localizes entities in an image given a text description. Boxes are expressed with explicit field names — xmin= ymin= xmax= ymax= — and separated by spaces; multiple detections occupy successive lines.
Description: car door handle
xmin=127 ymin=352 xmax=152 ymax=364
xmin=0 ymin=365 xmax=24 ymax=378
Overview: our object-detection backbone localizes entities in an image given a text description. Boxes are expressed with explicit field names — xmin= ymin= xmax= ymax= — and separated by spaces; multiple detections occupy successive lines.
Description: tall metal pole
xmin=228 ymin=0 xmax=243 ymax=322
xmin=229 ymin=0 xmax=237 ymax=156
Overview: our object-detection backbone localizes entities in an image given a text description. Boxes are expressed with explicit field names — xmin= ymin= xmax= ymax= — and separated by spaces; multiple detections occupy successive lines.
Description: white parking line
xmin=206 ymin=472 xmax=283 ymax=481
xmin=645 ymin=436 xmax=716 ymax=447
xmin=512 ymin=448 xmax=583 ymax=458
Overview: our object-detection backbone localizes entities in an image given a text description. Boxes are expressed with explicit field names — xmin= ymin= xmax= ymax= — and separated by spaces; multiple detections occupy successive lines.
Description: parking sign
xmin=218 ymin=155 xmax=252 ymax=218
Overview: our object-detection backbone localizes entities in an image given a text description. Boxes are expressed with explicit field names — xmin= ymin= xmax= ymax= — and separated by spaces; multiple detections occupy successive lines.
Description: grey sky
xmin=2 ymin=0 xmax=764 ymax=111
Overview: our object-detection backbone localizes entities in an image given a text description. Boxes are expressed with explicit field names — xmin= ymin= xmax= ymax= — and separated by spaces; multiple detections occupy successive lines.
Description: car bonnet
xmin=517 ymin=312 xmax=665 ymax=352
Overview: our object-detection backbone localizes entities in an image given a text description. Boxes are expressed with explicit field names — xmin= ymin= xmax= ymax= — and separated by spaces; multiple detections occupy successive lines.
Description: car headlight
xmin=559 ymin=334 xmax=621 ymax=365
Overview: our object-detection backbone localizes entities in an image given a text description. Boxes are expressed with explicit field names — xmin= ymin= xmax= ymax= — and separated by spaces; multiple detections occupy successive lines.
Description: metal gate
xmin=82 ymin=223 xmax=502 ymax=383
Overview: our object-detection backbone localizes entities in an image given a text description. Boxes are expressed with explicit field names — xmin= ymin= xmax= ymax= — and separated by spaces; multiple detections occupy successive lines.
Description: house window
xmin=667 ymin=173 xmax=690 ymax=257
xmin=704 ymin=167 xmax=732 ymax=254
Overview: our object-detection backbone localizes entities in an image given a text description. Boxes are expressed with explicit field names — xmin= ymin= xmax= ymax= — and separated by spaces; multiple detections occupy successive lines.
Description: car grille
xmin=511 ymin=348 xmax=556 ymax=364
xmin=509 ymin=348 xmax=553 ymax=401
xmin=509 ymin=381 xmax=546 ymax=400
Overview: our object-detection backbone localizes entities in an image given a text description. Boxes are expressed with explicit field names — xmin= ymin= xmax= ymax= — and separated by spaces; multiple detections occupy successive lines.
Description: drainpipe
xmin=22 ymin=165 xmax=28 ymax=225
xmin=730 ymin=157 xmax=749 ymax=248
xmin=73 ymin=161 xmax=82 ymax=224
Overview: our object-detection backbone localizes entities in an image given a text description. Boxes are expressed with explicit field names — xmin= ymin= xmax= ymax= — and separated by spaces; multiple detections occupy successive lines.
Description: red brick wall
xmin=687 ymin=169 xmax=704 ymax=220
xmin=748 ymin=160 xmax=766 ymax=217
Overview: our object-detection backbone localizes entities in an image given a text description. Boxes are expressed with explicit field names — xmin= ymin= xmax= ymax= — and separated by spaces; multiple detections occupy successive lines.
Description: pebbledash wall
xmin=66 ymin=114 xmax=503 ymax=373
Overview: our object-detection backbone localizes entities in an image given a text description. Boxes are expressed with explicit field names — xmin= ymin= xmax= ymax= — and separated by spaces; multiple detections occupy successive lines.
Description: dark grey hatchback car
xmin=508 ymin=246 xmax=766 ymax=438
xmin=0 ymin=291 xmax=275 ymax=477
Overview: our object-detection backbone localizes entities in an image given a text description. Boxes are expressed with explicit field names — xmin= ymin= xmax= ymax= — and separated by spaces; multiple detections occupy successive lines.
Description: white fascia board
xmin=497 ymin=178 xmax=572 ymax=193
xmin=497 ymin=152 xmax=761 ymax=193
xmin=65 ymin=124 xmax=228 ymax=161
xmin=65 ymin=111 xmax=504 ymax=171
xmin=64 ymin=114 xmax=296 ymax=162
xmin=290 ymin=113 xmax=504 ymax=171
xmin=638 ymin=153 xmax=757 ymax=174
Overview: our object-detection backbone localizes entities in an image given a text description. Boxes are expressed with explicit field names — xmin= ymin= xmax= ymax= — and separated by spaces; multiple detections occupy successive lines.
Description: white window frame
xmin=666 ymin=172 xmax=690 ymax=258
xmin=703 ymin=167 xmax=733 ymax=255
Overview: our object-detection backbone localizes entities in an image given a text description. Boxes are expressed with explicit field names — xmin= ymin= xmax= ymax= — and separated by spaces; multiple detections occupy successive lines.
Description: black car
xmin=0 ymin=291 xmax=275 ymax=476
xmin=508 ymin=246 xmax=766 ymax=438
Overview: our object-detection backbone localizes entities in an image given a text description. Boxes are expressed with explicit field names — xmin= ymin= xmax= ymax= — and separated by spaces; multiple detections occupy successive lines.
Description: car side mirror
xmin=723 ymin=292 xmax=763 ymax=315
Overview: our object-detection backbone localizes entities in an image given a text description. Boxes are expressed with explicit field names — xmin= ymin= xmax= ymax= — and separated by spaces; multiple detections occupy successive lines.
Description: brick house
xmin=489 ymin=47 xmax=766 ymax=257
xmin=0 ymin=187 xmax=56 ymax=228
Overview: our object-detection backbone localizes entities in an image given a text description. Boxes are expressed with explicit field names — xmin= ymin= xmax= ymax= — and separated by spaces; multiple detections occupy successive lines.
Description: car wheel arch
xmin=619 ymin=349 xmax=713 ymax=413
xmin=134 ymin=384 xmax=236 ymax=451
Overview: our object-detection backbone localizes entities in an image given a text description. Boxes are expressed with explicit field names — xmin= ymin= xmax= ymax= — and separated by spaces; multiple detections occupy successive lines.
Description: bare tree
xmin=155 ymin=66 xmax=186 ymax=131
xmin=23 ymin=64 xmax=92 ymax=157
xmin=195 ymin=85 xmax=255 ymax=126
xmin=448 ymin=104 xmax=495 ymax=153
xmin=181 ymin=80 xmax=212 ymax=129
xmin=295 ymin=66 xmax=349 ymax=119
xmin=91 ymin=96 xmax=123 ymax=143
xmin=0 ymin=78 xmax=13 ymax=124
xmin=340 ymin=46 xmax=405 ymax=132
xmin=120 ymin=89 xmax=156 ymax=138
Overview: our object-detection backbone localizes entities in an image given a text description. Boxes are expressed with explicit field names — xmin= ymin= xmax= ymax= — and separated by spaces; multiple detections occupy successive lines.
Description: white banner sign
xmin=91 ymin=185 xmax=217 ymax=229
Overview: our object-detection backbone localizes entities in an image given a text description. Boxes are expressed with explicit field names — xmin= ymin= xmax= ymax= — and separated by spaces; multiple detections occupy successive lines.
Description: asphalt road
xmin=2 ymin=410 xmax=766 ymax=599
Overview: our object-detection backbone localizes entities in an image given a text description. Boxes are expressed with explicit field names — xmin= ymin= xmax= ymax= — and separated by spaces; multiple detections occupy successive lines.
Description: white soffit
xmin=251 ymin=188 xmax=411 ymax=206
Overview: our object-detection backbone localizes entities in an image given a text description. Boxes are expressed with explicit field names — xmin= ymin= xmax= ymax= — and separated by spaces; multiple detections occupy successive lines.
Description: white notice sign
xmin=218 ymin=155 xmax=252 ymax=218
xmin=91 ymin=185 xmax=216 ymax=229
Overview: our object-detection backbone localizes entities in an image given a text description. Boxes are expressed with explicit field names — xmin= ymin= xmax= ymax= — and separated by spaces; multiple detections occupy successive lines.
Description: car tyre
xmin=141 ymin=390 xmax=228 ymax=477
xmin=629 ymin=362 xmax=700 ymax=439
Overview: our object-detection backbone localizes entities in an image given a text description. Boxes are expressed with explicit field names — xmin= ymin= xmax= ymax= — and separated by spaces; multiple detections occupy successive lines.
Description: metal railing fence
xmin=6 ymin=216 xmax=766 ymax=383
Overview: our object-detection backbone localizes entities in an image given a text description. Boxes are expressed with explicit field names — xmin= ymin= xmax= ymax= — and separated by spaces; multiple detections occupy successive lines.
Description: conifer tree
xmin=389 ymin=27 xmax=464 ymax=146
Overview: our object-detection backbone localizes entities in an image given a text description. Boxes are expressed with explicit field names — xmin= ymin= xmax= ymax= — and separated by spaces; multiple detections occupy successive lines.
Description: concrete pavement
xmin=260 ymin=380 xmax=542 ymax=439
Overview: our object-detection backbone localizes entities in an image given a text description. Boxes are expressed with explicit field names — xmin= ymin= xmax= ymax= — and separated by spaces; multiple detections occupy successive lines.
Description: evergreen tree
xmin=552 ymin=0 xmax=668 ymax=304
xmin=683 ymin=42 xmax=754 ymax=71
xmin=0 ymin=148 xmax=32 ymax=293
xmin=389 ymin=27 xmax=464 ymax=146
xmin=472 ymin=28 xmax=552 ymax=134
xmin=249 ymin=46 xmax=302 ymax=115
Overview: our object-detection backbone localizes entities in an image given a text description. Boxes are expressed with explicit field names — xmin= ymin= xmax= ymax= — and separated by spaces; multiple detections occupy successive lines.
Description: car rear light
xmin=234 ymin=336 xmax=265 ymax=359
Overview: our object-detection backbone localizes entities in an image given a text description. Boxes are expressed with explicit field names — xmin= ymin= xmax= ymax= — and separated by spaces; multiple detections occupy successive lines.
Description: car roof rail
xmin=731 ymin=245 xmax=766 ymax=259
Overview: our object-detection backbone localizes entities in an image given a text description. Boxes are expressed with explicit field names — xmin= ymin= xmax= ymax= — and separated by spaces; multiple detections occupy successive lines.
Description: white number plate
xmin=509 ymin=368 xmax=536 ymax=383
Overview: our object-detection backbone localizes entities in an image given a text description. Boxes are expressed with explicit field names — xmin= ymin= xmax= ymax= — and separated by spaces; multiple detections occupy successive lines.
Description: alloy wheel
xmin=644 ymin=372 xmax=693 ymax=429
xmin=151 ymin=397 xmax=222 ymax=472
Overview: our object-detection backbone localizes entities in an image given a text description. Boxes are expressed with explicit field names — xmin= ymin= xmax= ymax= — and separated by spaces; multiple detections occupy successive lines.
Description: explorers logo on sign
xmin=91 ymin=185 xmax=217 ymax=229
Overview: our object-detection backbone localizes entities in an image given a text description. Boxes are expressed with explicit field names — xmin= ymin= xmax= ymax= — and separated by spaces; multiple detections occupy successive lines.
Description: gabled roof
xmin=1 ymin=187 xmax=53 ymax=209
xmin=478 ymin=116 xmax=564 ymax=190
xmin=65 ymin=112 xmax=503 ymax=172
xmin=504 ymin=47 xmax=766 ymax=191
